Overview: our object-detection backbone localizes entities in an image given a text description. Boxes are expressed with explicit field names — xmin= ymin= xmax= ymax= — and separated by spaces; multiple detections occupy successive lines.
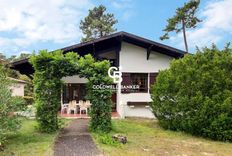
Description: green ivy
xmin=29 ymin=50 xmax=113 ymax=133
xmin=151 ymin=45 xmax=232 ymax=141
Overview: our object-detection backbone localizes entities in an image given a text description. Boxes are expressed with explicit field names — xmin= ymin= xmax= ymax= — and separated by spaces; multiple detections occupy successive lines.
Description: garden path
xmin=54 ymin=119 xmax=101 ymax=156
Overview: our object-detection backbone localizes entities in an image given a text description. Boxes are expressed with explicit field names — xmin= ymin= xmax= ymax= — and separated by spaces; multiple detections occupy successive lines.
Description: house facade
xmin=8 ymin=77 xmax=26 ymax=97
xmin=11 ymin=31 xmax=186 ymax=118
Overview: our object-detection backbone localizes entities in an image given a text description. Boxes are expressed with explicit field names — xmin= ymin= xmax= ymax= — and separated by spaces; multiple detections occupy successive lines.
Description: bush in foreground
xmin=0 ymin=65 xmax=25 ymax=149
xmin=151 ymin=45 xmax=232 ymax=141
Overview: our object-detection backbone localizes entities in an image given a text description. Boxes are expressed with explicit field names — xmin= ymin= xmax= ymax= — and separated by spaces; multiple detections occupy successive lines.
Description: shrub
xmin=151 ymin=45 xmax=232 ymax=141
xmin=23 ymin=96 xmax=34 ymax=105
xmin=0 ymin=65 xmax=25 ymax=149
xmin=93 ymin=133 xmax=121 ymax=146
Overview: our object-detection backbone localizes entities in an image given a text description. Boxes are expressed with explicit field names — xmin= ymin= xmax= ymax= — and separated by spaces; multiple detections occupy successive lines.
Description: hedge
xmin=151 ymin=45 xmax=232 ymax=141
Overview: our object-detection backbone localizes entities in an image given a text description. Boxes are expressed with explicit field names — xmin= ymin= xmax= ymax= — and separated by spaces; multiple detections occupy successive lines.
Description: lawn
xmin=0 ymin=118 xmax=70 ymax=156
xmin=91 ymin=118 xmax=232 ymax=156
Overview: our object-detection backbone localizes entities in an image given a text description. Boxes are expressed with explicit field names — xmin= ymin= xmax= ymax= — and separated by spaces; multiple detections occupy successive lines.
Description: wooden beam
xmin=96 ymin=47 xmax=118 ymax=55
xmin=147 ymin=45 xmax=153 ymax=60
xmin=92 ymin=43 xmax=96 ymax=58
xmin=115 ymin=38 xmax=122 ymax=67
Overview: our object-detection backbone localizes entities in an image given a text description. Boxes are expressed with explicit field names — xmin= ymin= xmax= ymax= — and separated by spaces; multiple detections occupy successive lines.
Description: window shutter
xmin=150 ymin=73 xmax=158 ymax=87
xmin=121 ymin=73 xmax=131 ymax=93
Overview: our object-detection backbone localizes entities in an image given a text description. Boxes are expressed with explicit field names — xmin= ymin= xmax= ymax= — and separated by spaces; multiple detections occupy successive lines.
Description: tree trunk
xmin=182 ymin=19 xmax=188 ymax=53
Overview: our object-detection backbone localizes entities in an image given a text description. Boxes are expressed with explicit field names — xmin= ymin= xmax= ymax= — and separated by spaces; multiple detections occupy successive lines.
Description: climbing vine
xmin=29 ymin=50 xmax=112 ymax=133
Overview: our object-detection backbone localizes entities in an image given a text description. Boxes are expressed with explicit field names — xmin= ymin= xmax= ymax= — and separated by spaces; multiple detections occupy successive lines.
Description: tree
xmin=0 ymin=53 xmax=32 ymax=78
xmin=7 ymin=53 xmax=31 ymax=62
xmin=151 ymin=44 xmax=232 ymax=141
xmin=160 ymin=0 xmax=201 ymax=52
xmin=80 ymin=5 xmax=118 ymax=42
xmin=0 ymin=53 xmax=19 ymax=78
xmin=0 ymin=65 xmax=25 ymax=149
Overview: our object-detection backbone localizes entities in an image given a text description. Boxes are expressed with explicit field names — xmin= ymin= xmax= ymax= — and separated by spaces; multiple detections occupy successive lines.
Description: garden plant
xmin=0 ymin=65 xmax=25 ymax=149
xmin=151 ymin=45 xmax=232 ymax=141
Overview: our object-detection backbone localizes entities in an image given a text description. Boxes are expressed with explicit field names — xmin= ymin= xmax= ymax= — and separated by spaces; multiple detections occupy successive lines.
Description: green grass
xmin=0 ymin=118 xmax=70 ymax=156
xmin=91 ymin=118 xmax=232 ymax=156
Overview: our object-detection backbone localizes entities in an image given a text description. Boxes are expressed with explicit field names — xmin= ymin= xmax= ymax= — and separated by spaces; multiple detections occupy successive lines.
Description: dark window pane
xmin=63 ymin=84 xmax=69 ymax=103
xmin=79 ymin=84 xmax=87 ymax=100
xmin=121 ymin=73 xmax=131 ymax=93
xmin=130 ymin=73 xmax=148 ymax=93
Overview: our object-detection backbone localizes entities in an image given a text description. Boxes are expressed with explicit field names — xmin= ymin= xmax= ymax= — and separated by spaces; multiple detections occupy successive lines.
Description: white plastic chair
xmin=61 ymin=103 xmax=68 ymax=114
xmin=79 ymin=100 xmax=88 ymax=115
xmin=85 ymin=100 xmax=91 ymax=108
xmin=67 ymin=100 xmax=77 ymax=114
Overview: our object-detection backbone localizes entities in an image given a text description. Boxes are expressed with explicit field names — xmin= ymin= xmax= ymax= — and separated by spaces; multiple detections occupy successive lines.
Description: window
xmin=130 ymin=73 xmax=148 ymax=92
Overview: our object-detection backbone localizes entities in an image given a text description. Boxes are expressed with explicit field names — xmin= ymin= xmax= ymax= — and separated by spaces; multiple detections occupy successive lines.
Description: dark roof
xmin=11 ymin=31 xmax=186 ymax=75
xmin=61 ymin=31 xmax=186 ymax=56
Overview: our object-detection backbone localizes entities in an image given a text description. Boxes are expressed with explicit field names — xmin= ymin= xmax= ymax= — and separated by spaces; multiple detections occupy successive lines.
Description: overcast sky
xmin=0 ymin=0 xmax=232 ymax=57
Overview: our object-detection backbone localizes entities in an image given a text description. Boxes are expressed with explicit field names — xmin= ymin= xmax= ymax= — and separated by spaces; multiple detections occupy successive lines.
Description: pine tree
xmin=160 ymin=0 xmax=201 ymax=52
xmin=80 ymin=5 xmax=118 ymax=42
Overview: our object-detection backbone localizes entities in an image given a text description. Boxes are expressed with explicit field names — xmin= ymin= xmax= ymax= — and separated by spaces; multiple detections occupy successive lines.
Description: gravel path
xmin=54 ymin=119 xmax=101 ymax=156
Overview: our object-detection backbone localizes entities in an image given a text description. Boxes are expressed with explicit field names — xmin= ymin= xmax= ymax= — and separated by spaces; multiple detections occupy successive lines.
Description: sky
xmin=0 ymin=0 xmax=232 ymax=57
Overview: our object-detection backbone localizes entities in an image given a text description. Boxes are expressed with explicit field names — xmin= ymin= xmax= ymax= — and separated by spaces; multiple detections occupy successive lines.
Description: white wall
xmin=118 ymin=42 xmax=174 ymax=118
xmin=122 ymin=93 xmax=154 ymax=118
xmin=10 ymin=83 xmax=25 ymax=97
xmin=120 ymin=42 xmax=173 ymax=73
xmin=124 ymin=105 xmax=154 ymax=118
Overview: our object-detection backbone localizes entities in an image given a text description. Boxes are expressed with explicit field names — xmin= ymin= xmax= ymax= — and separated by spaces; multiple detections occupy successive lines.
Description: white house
xmin=8 ymin=77 xmax=27 ymax=97
xmin=11 ymin=31 xmax=186 ymax=118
